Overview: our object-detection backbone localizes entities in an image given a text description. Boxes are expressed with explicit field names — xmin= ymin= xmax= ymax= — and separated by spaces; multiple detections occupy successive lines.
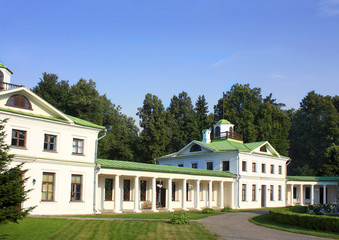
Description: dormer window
xmin=6 ymin=94 xmax=32 ymax=110
xmin=190 ymin=144 xmax=201 ymax=152
xmin=260 ymin=145 xmax=267 ymax=152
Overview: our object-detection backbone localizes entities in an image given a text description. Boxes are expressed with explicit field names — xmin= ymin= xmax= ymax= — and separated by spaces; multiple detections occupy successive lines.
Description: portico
xmin=96 ymin=159 xmax=234 ymax=213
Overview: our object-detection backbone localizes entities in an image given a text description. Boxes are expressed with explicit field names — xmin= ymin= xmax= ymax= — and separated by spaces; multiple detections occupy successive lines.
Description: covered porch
xmin=286 ymin=176 xmax=339 ymax=206
xmin=95 ymin=159 xmax=235 ymax=213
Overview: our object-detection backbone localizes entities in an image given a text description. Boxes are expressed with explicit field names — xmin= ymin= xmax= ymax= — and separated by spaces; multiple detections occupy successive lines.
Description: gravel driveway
xmin=200 ymin=211 xmax=335 ymax=240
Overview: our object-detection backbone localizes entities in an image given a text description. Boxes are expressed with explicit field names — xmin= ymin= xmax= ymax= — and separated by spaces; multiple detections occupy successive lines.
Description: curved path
xmin=200 ymin=211 xmax=335 ymax=240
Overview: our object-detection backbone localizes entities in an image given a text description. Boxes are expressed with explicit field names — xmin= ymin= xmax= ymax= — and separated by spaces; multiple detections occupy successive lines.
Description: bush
xmin=221 ymin=206 xmax=232 ymax=212
xmin=202 ymin=208 xmax=216 ymax=214
xmin=170 ymin=211 xmax=190 ymax=224
xmin=269 ymin=208 xmax=339 ymax=232
xmin=290 ymin=205 xmax=308 ymax=213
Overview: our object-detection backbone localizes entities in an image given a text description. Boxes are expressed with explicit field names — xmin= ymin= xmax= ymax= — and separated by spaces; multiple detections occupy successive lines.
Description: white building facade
xmin=0 ymin=63 xmax=338 ymax=215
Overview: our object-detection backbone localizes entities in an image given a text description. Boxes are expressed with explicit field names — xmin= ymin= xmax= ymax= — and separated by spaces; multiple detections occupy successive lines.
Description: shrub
xmin=202 ymin=208 xmax=216 ymax=214
xmin=170 ymin=211 xmax=190 ymax=224
xmin=221 ymin=206 xmax=232 ymax=212
xmin=290 ymin=205 xmax=308 ymax=213
xmin=269 ymin=208 xmax=339 ymax=232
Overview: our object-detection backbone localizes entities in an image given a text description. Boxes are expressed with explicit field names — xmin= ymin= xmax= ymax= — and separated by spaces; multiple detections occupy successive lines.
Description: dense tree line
xmin=32 ymin=74 xmax=338 ymax=176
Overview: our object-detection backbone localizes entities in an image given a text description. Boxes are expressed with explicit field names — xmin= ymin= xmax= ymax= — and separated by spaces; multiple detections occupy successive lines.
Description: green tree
xmin=32 ymin=73 xmax=70 ymax=112
xmin=0 ymin=119 xmax=34 ymax=224
xmin=318 ymin=144 xmax=339 ymax=176
xmin=166 ymin=91 xmax=199 ymax=152
xmin=289 ymin=91 xmax=339 ymax=175
xmin=137 ymin=94 xmax=170 ymax=163
xmin=194 ymin=95 xmax=213 ymax=139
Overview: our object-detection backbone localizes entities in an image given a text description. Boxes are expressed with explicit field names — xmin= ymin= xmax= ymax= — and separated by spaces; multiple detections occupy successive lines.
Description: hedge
xmin=269 ymin=208 xmax=339 ymax=233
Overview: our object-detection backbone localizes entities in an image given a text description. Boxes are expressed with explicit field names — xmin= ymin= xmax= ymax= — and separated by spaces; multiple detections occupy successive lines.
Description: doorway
xmin=156 ymin=187 xmax=166 ymax=208
xmin=261 ymin=185 xmax=266 ymax=207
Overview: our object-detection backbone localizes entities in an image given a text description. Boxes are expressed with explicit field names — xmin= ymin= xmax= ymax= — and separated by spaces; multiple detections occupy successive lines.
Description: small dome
xmin=216 ymin=119 xmax=231 ymax=124
xmin=0 ymin=63 xmax=13 ymax=74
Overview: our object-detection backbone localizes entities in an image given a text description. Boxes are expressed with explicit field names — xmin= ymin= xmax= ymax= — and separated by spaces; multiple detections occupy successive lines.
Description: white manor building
xmin=0 ymin=63 xmax=338 ymax=215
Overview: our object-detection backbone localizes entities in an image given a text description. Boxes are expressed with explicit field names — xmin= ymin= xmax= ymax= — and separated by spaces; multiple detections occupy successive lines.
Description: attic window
xmin=260 ymin=145 xmax=267 ymax=152
xmin=190 ymin=144 xmax=201 ymax=152
xmin=6 ymin=94 xmax=32 ymax=110
xmin=0 ymin=71 xmax=3 ymax=83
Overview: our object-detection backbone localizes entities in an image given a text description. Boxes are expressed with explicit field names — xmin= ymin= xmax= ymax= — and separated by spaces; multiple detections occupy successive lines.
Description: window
xmin=270 ymin=165 xmax=275 ymax=174
xmin=260 ymin=145 xmax=267 ymax=152
xmin=207 ymin=162 xmax=213 ymax=170
xmin=262 ymin=164 xmax=266 ymax=173
xmin=0 ymin=70 xmax=3 ymax=83
xmin=44 ymin=134 xmax=57 ymax=151
xmin=72 ymin=138 xmax=84 ymax=154
xmin=279 ymin=165 xmax=282 ymax=174
xmin=105 ymin=179 xmax=113 ymax=201
xmin=140 ymin=180 xmax=147 ymax=201
xmin=190 ymin=144 xmax=201 ymax=152
xmin=11 ymin=129 xmax=26 ymax=147
xmin=172 ymin=182 xmax=176 ymax=201
xmin=41 ymin=172 xmax=55 ymax=201
xmin=186 ymin=183 xmax=189 ymax=201
xmin=252 ymin=162 xmax=257 ymax=172
xmin=242 ymin=184 xmax=247 ymax=201
xmin=70 ymin=175 xmax=82 ymax=201
xmin=278 ymin=185 xmax=282 ymax=201
xmin=242 ymin=161 xmax=247 ymax=172
xmin=178 ymin=164 xmax=183 ymax=167
xmin=252 ymin=184 xmax=256 ymax=201
xmin=215 ymin=126 xmax=220 ymax=137
xmin=270 ymin=185 xmax=274 ymax=201
xmin=191 ymin=163 xmax=197 ymax=168
xmin=223 ymin=161 xmax=230 ymax=171
xmin=6 ymin=94 xmax=32 ymax=110
xmin=293 ymin=187 xmax=297 ymax=199
xmin=123 ymin=179 xmax=130 ymax=201
xmin=305 ymin=187 xmax=310 ymax=200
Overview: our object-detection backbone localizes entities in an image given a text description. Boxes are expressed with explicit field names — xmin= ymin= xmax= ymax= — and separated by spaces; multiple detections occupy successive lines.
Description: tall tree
xmin=318 ymin=144 xmax=339 ymax=176
xmin=0 ymin=119 xmax=34 ymax=224
xmin=194 ymin=95 xmax=213 ymax=138
xmin=289 ymin=91 xmax=339 ymax=175
xmin=32 ymin=73 xmax=70 ymax=112
xmin=137 ymin=94 xmax=170 ymax=163
xmin=166 ymin=91 xmax=199 ymax=153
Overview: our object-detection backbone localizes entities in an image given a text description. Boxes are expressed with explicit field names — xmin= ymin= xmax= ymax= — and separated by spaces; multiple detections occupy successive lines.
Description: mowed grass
xmin=75 ymin=211 xmax=223 ymax=219
xmin=250 ymin=214 xmax=339 ymax=239
xmin=0 ymin=218 xmax=217 ymax=240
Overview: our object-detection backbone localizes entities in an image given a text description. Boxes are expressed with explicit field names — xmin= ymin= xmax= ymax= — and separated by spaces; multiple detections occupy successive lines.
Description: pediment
xmin=173 ymin=141 xmax=215 ymax=156
xmin=251 ymin=142 xmax=280 ymax=157
xmin=0 ymin=87 xmax=72 ymax=123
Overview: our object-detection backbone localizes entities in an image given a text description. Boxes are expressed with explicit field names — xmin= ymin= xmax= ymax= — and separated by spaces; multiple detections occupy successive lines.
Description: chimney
xmin=202 ymin=129 xmax=211 ymax=143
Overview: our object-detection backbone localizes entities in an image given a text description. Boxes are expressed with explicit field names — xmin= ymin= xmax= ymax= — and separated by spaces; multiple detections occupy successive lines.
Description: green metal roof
xmin=97 ymin=159 xmax=235 ymax=178
xmin=0 ymin=63 xmax=6 ymax=68
xmin=0 ymin=107 xmax=104 ymax=130
xmin=198 ymin=139 xmax=267 ymax=152
xmin=216 ymin=119 xmax=231 ymax=124
xmin=287 ymin=176 xmax=339 ymax=182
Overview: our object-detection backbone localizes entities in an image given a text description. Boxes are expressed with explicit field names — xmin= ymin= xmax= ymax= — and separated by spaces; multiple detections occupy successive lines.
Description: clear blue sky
xmin=2 ymin=0 xmax=339 ymax=126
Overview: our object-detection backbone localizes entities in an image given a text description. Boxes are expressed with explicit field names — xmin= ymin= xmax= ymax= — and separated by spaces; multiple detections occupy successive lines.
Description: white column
xmin=114 ymin=175 xmax=121 ymax=213
xmin=182 ymin=179 xmax=187 ymax=210
xmin=151 ymin=177 xmax=158 ymax=212
xmin=310 ymin=185 xmax=314 ymax=205
xmin=208 ymin=180 xmax=212 ymax=208
xmin=167 ymin=178 xmax=173 ymax=212
xmin=323 ymin=185 xmax=327 ymax=204
xmin=134 ymin=176 xmax=141 ymax=213
xmin=230 ymin=180 xmax=235 ymax=209
xmin=219 ymin=181 xmax=224 ymax=208
xmin=291 ymin=184 xmax=294 ymax=206
xmin=195 ymin=180 xmax=201 ymax=210
xmin=300 ymin=184 xmax=303 ymax=205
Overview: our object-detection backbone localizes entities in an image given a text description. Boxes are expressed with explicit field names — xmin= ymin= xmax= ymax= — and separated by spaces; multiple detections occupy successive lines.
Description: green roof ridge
xmin=98 ymin=159 xmax=235 ymax=178
xmin=287 ymin=176 xmax=339 ymax=182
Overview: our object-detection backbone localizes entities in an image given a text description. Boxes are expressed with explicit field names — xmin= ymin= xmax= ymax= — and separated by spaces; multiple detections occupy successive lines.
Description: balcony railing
xmin=0 ymin=82 xmax=23 ymax=90
xmin=211 ymin=131 xmax=243 ymax=141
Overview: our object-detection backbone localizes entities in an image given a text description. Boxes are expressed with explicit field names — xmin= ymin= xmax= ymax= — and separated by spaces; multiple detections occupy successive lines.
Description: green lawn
xmin=75 ymin=211 xmax=223 ymax=219
xmin=0 ymin=218 xmax=217 ymax=240
xmin=250 ymin=214 xmax=339 ymax=239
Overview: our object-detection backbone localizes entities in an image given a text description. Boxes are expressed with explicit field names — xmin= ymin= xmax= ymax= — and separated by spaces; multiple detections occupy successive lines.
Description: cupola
xmin=0 ymin=63 xmax=13 ymax=90
xmin=213 ymin=119 xmax=235 ymax=138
